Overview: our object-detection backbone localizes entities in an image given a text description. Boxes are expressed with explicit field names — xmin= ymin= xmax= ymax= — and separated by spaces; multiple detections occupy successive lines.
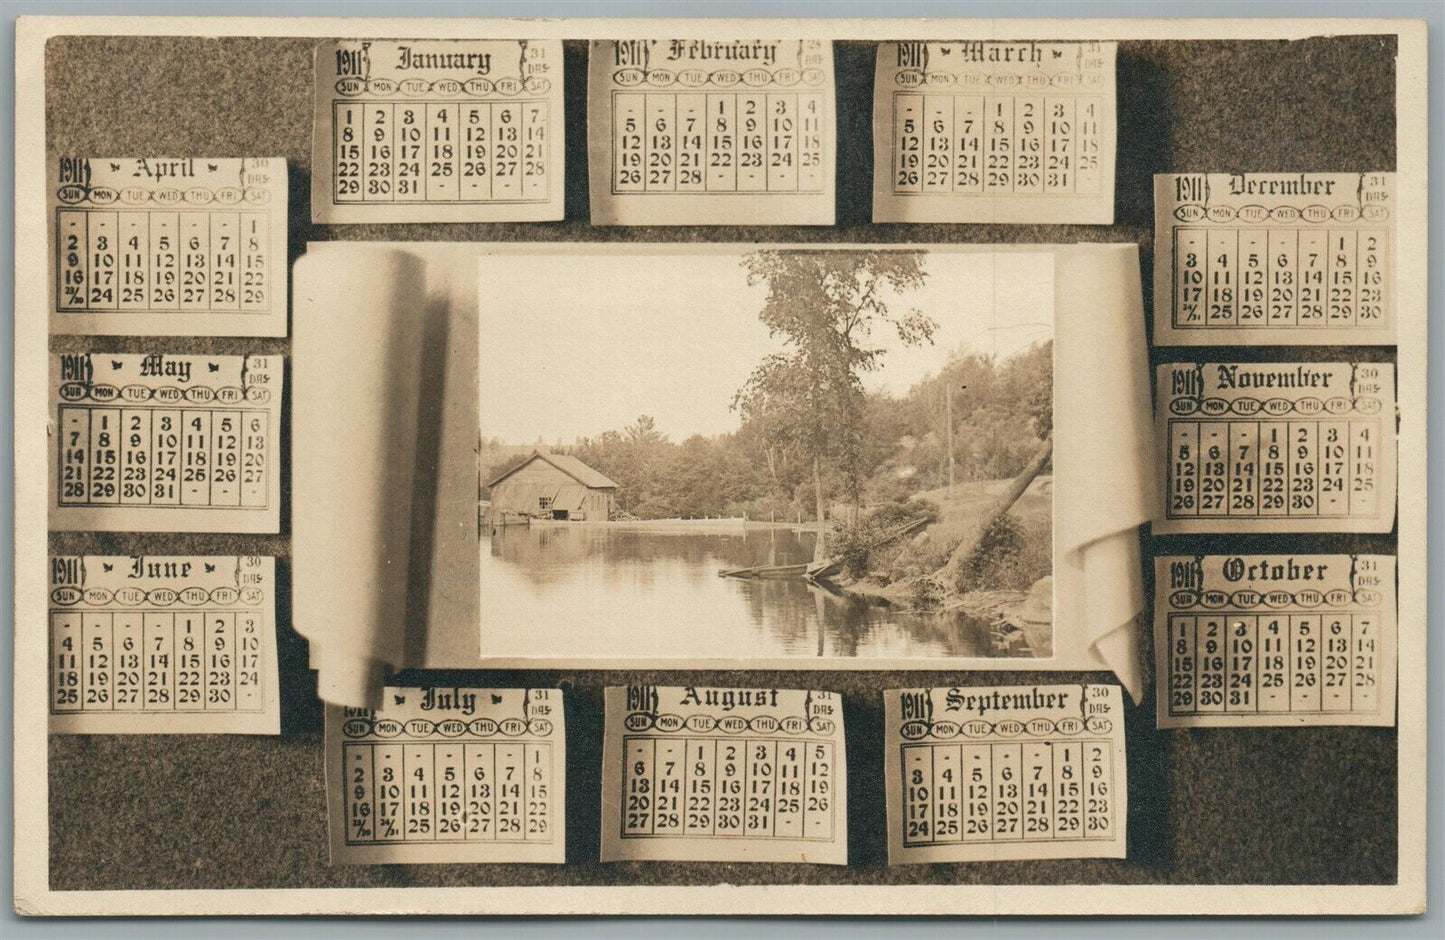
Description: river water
xmin=479 ymin=524 xmax=1042 ymax=660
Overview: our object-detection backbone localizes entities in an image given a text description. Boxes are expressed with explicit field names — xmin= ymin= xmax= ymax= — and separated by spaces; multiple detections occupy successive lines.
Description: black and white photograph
xmin=478 ymin=247 xmax=1055 ymax=660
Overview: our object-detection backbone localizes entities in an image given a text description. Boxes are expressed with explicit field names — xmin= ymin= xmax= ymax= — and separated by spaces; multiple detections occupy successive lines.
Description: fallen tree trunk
xmin=933 ymin=434 xmax=1053 ymax=588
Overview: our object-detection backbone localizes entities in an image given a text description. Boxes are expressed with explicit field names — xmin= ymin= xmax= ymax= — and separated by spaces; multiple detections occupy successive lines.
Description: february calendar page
xmin=587 ymin=39 xmax=836 ymax=225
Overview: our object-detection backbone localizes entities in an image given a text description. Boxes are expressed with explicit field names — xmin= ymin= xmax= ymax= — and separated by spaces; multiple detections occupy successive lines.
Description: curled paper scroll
xmin=1053 ymin=244 xmax=1156 ymax=702
xmin=293 ymin=248 xmax=427 ymax=707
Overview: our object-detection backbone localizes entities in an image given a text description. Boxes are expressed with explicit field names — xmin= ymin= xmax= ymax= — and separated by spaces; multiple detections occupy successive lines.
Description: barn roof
xmin=486 ymin=451 xmax=619 ymax=490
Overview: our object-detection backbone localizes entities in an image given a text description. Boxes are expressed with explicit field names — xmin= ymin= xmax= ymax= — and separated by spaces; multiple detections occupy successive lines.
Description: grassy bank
xmin=829 ymin=475 xmax=1053 ymax=621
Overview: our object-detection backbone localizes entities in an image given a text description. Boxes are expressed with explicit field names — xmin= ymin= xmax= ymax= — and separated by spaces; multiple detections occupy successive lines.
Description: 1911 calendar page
xmin=1153 ymin=173 xmax=1395 ymax=345
xmin=600 ymin=685 xmax=847 ymax=865
xmin=48 ymin=157 xmax=289 ymax=336
xmin=326 ymin=686 xmax=565 ymax=864
xmin=47 ymin=554 xmax=279 ymax=734
xmin=883 ymin=684 xmax=1126 ymax=863
xmin=1154 ymin=361 xmax=1396 ymax=534
xmin=48 ymin=352 xmax=283 ymax=533
xmin=1153 ymin=554 xmax=1396 ymax=728
xmin=872 ymin=41 xmax=1116 ymax=224
xmin=312 ymin=39 xmax=565 ymax=223
xmin=587 ymin=39 xmax=836 ymax=225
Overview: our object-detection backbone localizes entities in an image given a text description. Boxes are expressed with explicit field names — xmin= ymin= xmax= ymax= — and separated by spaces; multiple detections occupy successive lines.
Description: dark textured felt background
xmin=44 ymin=34 xmax=1398 ymax=890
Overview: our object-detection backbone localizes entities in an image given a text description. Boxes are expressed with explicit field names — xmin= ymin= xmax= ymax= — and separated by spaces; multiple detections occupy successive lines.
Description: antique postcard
xmin=12 ymin=14 xmax=1428 ymax=920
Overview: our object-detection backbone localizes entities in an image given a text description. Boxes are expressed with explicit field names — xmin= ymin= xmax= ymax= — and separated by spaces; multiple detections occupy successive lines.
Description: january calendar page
xmin=48 ymin=156 xmax=288 ymax=336
xmin=311 ymin=39 xmax=564 ymax=223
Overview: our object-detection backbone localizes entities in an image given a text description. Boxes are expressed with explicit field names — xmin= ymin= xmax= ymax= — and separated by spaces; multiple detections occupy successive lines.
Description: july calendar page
xmin=311 ymin=39 xmax=565 ymax=223
xmin=48 ymin=156 xmax=288 ymax=336
xmin=325 ymin=686 xmax=565 ymax=864
xmin=872 ymin=41 xmax=1117 ymax=224
xmin=48 ymin=352 xmax=283 ymax=533
xmin=587 ymin=39 xmax=836 ymax=225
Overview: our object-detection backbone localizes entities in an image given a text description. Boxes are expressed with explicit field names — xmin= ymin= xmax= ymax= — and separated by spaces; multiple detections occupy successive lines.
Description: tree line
xmin=481 ymin=251 xmax=1051 ymax=523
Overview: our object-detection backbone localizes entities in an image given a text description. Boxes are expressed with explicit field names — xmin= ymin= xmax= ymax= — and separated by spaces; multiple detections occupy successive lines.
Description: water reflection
xmin=480 ymin=524 xmax=1044 ymax=660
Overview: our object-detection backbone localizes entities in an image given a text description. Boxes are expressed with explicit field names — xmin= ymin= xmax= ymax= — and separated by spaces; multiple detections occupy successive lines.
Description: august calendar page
xmin=11 ymin=11 xmax=1429 ymax=923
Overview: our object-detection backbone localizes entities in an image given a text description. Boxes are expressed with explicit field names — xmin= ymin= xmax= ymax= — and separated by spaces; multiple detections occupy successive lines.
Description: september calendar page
xmin=11 ymin=11 xmax=1429 ymax=923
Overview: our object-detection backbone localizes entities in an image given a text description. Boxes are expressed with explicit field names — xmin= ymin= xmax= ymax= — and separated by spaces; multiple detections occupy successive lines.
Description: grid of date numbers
xmin=50 ymin=609 xmax=265 ymax=714
xmin=56 ymin=209 xmax=270 ymax=313
xmin=58 ymin=404 xmax=270 ymax=509
xmin=1172 ymin=227 xmax=1389 ymax=329
xmin=900 ymin=740 xmax=1114 ymax=846
xmin=343 ymin=741 xmax=553 ymax=845
xmin=621 ymin=735 xmax=835 ymax=840
xmin=612 ymin=92 xmax=825 ymax=194
xmin=333 ymin=100 xmax=550 ymax=205
xmin=1166 ymin=419 xmax=1381 ymax=519
xmin=892 ymin=94 xmax=1103 ymax=195
xmin=1166 ymin=613 xmax=1381 ymax=716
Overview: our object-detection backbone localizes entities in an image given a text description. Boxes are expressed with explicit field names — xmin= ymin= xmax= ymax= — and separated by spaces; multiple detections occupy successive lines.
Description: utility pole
xmin=945 ymin=384 xmax=954 ymax=492
xmin=946 ymin=384 xmax=966 ymax=494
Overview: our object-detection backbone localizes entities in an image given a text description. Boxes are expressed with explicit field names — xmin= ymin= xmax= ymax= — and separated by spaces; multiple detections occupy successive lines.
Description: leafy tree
xmin=734 ymin=250 xmax=935 ymax=556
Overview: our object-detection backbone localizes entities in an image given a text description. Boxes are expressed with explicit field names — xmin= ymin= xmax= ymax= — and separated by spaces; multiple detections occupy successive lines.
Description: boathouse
xmin=486 ymin=451 xmax=618 ymax=522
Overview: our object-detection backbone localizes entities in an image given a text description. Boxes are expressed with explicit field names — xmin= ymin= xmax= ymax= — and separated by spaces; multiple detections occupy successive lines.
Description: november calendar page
xmin=11 ymin=11 xmax=1429 ymax=923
